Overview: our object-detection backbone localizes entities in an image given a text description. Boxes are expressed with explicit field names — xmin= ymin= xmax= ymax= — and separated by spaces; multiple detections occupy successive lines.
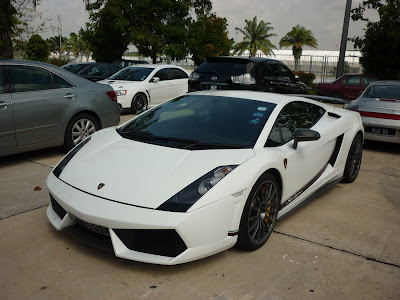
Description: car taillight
xmin=107 ymin=91 xmax=118 ymax=101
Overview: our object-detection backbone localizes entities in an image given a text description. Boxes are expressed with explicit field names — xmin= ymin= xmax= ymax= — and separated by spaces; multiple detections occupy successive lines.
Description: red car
xmin=317 ymin=74 xmax=377 ymax=100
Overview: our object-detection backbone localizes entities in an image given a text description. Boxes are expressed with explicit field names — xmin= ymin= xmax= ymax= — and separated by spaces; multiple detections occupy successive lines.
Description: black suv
xmin=189 ymin=57 xmax=308 ymax=94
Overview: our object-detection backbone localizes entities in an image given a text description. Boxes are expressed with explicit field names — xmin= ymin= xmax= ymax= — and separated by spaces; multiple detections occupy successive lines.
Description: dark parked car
xmin=113 ymin=59 xmax=149 ymax=69
xmin=188 ymin=57 xmax=308 ymax=94
xmin=0 ymin=60 xmax=120 ymax=157
xmin=62 ymin=62 xmax=121 ymax=82
xmin=317 ymin=74 xmax=377 ymax=100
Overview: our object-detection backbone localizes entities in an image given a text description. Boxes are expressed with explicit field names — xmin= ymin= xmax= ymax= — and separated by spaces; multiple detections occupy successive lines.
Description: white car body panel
xmin=47 ymin=91 xmax=364 ymax=265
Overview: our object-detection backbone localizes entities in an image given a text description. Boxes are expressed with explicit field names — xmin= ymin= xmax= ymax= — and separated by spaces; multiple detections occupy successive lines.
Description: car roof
xmin=369 ymin=80 xmax=400 ymax=86
xmin=205 ymin=56 xmax=281 ymax=63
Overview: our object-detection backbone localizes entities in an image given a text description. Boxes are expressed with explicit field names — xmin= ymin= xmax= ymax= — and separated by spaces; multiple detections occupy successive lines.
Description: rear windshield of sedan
xmin=117 ymin=95 xmax=276 ymax=149
xmin=62 ymin=64 xmax=87 ymax=74
xmin=366 ymin=85 xmax=400 ymax=100
xmin=109 ymin=67 xmax=154 ymax=81
xmin=196 ymin=60 xmax=254 ymax=76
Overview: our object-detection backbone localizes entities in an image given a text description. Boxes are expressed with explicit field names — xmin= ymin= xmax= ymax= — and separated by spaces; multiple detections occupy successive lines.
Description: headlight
xmin=53 ymin=137 xmax=91 ymax=178
xmin=189 ymin=71 xmax=200 ymax=81
xmin=157 ymin=165 xmax=237 ymax=212
xmin=116 ymin=90 xmax=127 ymax=96
xmin=231 ymin=73 xmax=256 ymax=85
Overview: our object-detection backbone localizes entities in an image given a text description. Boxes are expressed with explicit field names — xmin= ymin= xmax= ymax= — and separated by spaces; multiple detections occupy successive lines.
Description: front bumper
xmin=46 ymin=172 xmax=243 ymax=265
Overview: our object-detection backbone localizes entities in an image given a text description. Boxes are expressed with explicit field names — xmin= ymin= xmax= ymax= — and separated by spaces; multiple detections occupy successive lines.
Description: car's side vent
xmin=328 ymin=134 xmax=344 ymax=166
xmin=328 ymin=112 xmax=341 ymax=119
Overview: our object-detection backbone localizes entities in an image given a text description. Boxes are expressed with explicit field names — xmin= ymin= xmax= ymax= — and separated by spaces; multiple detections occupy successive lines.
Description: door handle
xmin=0 ymin=102 xmax=11 ymax=109
xmin=64 ymin=94 xmax=76 ymax=99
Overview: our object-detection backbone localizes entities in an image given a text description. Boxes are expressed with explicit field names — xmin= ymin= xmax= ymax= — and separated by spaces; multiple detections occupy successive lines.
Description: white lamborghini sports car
xmin=47 ymin=91 xmax=364 ymax=265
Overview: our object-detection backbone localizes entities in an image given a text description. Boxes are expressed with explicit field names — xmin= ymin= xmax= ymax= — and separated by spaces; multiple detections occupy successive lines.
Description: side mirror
xmin=151 ymin=77 xmax=160 ymax=83
xmin=293 ymin=129 xmax=321 ymax=149
xmin=294 ymin=74 xmax=300 ymax=82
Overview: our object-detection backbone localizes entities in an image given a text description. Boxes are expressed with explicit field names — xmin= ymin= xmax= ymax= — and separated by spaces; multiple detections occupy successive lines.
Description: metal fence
xmin=261 ymin=53 xmax=362 ymax=83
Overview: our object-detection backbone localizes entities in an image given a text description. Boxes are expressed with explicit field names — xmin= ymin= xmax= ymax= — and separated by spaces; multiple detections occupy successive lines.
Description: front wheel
xmin=342 ymin=133 xmax=363 ymax=183
xmin=331 ymin=91 xmax=344 ymax=99
xmin=236 ymin=173 xmax=280 ymax=251
xmin=64 ymin=114 xmax=99 ymax=150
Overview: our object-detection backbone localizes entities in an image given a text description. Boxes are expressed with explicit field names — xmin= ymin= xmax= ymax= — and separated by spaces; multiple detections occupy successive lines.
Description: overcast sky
xmin=33 ymin=0 xmax=377 ymax=51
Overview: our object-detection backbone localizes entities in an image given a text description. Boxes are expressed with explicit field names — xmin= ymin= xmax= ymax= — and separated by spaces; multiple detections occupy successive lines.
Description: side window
xmin=52 ymin=73 xmax=73 ymax=89
xmin=265 ymin=101 xmax=326 ymax=147
xmin=362 ymin=76 xmax=376 ymax=87
xmin=154 ymin=69 xmax=168 ymax=81
xmin=254 ymin=62 xmax=269 ymax=80
xmin=268 ymin=63 xmax=281 ymax=78
xmin=346 ymin=76 xmax=360 ymax=86
xmin=10 ymin=65 xmax=54 ymax=92
xmin=0 ymin=68 xmax=4 ymax=94
xmin=109 ymin=65 xmax=121 ymax=75
xmin=277 ymin=63 xmax=294 ymax=81
xmin=173 ymin=68 xmax=188 ymax=79
xmin=82 ymin=65 xmax=108 ymax=76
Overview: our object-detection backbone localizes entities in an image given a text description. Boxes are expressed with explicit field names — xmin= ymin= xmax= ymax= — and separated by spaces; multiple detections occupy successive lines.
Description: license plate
xmin=365 ymin=126 xmax=396 ymax=136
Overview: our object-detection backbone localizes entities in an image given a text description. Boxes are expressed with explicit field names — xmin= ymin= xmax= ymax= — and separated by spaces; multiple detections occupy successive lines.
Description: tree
xmin=279 ymin=25 xmax=318 ymax=71
xmin=233 ymin=16 xmax=277 ymax=57
xmin=130 ymin=0 xmax=212 ymax=63
xmin=0 ymin=0 xmax=91 ymax=59
xmin=188 ymin=15 xmax=233 ymax=66
xmin=47 ymin=35 xmax=68 ymax=55
xmin=351 ymin=0 xmax=400 ymax=79
xmin=26 ymin=33 xmax=49 ymax=61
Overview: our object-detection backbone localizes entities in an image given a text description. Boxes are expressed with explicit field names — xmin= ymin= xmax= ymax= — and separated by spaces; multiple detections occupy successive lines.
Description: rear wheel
xmin=342 ymin=133 xmax=363 ymax=183
xmin=131 ymin=93 xmax=148 ymax=114
xmin=236 ymin=173 xmax=280 ymax=251
xmin=64 ymin=114 xmax=99 ymax=150
xmin=331 ymin=91 xmax=344 ymax=99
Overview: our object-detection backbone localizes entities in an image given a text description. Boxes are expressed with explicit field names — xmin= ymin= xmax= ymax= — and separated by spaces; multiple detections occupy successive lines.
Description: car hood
xmin=97 ymin=79 xmax=144 ymax=87
xmin=58 ymin=129 xmax=254 ymax=209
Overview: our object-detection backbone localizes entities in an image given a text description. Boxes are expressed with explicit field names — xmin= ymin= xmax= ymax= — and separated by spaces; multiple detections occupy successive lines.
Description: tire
xmin=131 ymin=93 xmax=148 ymax=114
xmin=236 ymin=173 xmax=280 ymax=251
xmin=331 ymin=91 xmax=344 ymax=99
xmin=64 ymin=114 xmax=99 ymax=151
xmin=342 ymin=133 xmax=363 ymax=183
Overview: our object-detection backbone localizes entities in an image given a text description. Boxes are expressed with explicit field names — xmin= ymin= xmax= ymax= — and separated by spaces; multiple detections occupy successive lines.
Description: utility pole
xmin=336 ymin=0 xmax=352 ymax=78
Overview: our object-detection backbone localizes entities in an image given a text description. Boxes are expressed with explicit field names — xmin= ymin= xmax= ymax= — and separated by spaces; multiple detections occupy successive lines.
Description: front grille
xmin=50 ymin=194 xmax=67 ymax=219
xmin=74 ymin=217 xmax=110 ymax=236
xmin=114 ymin=229 xmax=187 ymax=257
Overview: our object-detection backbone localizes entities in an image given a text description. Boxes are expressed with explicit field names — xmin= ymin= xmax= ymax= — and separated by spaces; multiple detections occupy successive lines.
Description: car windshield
xmin=196 ymin=60 xmax=253 ymax=76
xmin=109 ymin=67 xmax=154 ymax=81
xmin=366 ymin=85 xmax=400 ymax=100
xmin=62 ymin=64 xmax=87 ymax=74
xmin=117 ymin=95 xmax=276 ymax=149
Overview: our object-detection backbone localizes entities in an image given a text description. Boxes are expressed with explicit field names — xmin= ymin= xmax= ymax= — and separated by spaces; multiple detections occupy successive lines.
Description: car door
xmin=266 ymin=62 xmax=299 ymax=94
xmin=9 ymin=64 xmax=80 ymax=147
xmin=0 ymin=66 xmax=16 ymax=151
xmin=168 ymin=68 xmax=188 ymax=98
xmin=148 ymin=68 xmax=178 ymax=105
xmin=265 ymin=101 xmax=334 ymax=207
xmin=339 ymin=75 xmax=362 ymax=100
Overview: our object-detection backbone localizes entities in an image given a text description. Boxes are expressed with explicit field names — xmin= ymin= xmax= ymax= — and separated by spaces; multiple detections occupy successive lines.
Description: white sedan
xmin=47 ymin=91 xmax=364 ymax=265
xmin=98 ymin=64 xmax=189 ymax=113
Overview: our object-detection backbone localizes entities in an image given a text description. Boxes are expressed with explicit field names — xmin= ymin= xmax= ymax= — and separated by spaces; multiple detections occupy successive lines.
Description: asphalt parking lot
xmin=0 ymin=113 xmax=399 ymax=300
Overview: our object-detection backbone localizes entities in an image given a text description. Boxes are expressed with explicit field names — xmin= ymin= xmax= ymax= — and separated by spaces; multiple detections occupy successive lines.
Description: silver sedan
xmin=0 ymin=60 xmax=121 ymax=157
xmin=344 ymin=80 xmax=400 ymax=144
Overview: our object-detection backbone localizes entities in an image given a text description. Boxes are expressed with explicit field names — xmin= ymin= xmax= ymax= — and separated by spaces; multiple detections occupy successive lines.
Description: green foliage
xmin=188 ymin=15 xmax=233 ymax=66
xmin=279 ymin=25 xmax=318 ymax=71
xmin=351 ymin=0 xmax=400 ymax=79
xmin=233 ymin=16 xmax=277 ymax=57
xmin=47 ymin=57 xmax=70 ymax=67
xmin=46 ymin=35 xmax=68 ymax=55
xmin=85 ymin=0 xmax=132 ymax=62
xmin=26 ymin=34 xmax=49 ymax=61
xmin=292 ymin=71 xmax=316 ymax=87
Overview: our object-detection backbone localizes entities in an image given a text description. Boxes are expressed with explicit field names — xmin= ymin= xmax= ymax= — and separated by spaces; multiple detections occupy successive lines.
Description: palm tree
xmin=279 ymin=25 xmax=318 ymax=71
xmin=233 ymin=16 xmax=277 ymax=57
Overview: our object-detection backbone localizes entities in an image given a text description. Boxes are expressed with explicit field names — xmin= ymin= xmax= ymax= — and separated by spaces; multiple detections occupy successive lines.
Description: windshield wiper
xmin=117 ymin=128 xmax=155 ymax=141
